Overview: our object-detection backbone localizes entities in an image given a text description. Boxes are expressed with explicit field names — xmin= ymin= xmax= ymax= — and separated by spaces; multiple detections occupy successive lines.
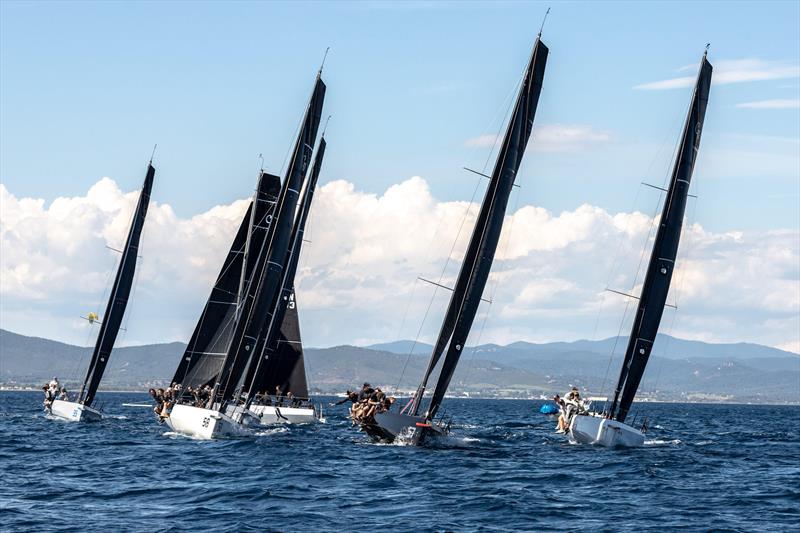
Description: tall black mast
xmin=78 ymin=162 xmax=155 ymax=406
xmin=608 ymin=52 xmax=713 ymax=423
xmin=171 ymin=172 xmax=280 ymax=389
xmin=242 ymin=137 xmax=326 ymax=404
xmin=212 ymin=74 xmax=325 ymax=405
xmin=414 ymin=36 xmax=549 ymax=421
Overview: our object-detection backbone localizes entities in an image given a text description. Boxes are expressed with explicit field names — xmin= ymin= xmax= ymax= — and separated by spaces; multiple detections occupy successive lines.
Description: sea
xmin=1 ymin=391 xmax=798 ymax=532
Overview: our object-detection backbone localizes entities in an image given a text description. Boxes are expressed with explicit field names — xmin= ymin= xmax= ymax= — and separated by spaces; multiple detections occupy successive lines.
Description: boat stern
xmin=50 ymin=400 xmax=102 ymax=422
xmin=569 ymin=414 xmax=645 ymax=447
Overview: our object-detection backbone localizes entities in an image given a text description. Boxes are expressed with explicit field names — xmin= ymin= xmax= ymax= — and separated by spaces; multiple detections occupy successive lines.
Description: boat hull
xmin=165 ymin=404 xmax=256 ymax=440
xmin=569 ymin=414 xmax=645 ymax=447
xmin=361 ymin=411 xmax=445 ymax=444
xmin=49 ymin=400 xmax=102 ymax=422
xmin=249 ymin=404 xmax=318 ymax=425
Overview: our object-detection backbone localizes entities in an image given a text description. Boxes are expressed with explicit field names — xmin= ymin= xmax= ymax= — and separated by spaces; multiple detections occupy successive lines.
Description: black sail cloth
xmin=79 ymin=164 xmax=155 ymax=406
xmin=171 ymin=172 xmax=281 ymax=390
xmin=414 ymin=38 xmax=549 ymax=422
xmin=243 ymin=137 xmax=327 ymax=402
xmin=609 ymin=55 xmax=713 ymax=423
xmin=213 ymin=76 xmax=325 ymax=405
xmin=249 ymin=290 xmax=309 ymax=399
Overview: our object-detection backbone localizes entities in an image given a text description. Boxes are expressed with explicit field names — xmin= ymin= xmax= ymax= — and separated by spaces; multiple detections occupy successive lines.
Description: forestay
xmin=172 ymin=172 xmax=281 ymax=389
xmin=79 ymin=163 xmax=155 ymax=406
xmin=608 ymin=53 xmax=713 ymax=423
xmin=212 ymin=75 xmax=326 ymax=405
xmin=243 ymin=137 xmax=327 ymax=403
xmin=413 ymin=37 xmax=549 ymax=422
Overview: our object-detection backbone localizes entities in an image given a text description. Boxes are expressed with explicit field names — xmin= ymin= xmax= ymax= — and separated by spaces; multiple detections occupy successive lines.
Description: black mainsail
xmin=78 ymin=163 xmax=155 ymax=406
xmin=413 ymin=36 xmax=548 ymax=423
xmin=607 ymin=53 xmax=713 ymax=423
xmin=213 ymin=74 xmax=325 ymax=405
xmin=171 ymin=172 xmax=281 ymax=389
xmin=243 ymin=137 xmax=327 ymax=402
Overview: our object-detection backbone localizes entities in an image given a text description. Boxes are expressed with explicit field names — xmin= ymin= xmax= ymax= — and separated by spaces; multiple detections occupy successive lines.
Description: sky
xmin=1 ymin=1 xmax=798 ymax=354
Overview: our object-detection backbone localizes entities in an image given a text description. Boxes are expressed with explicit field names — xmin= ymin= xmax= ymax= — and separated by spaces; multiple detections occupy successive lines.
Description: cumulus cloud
xmin=634 ymin=58 xmax=800 ymax=90
xmin=736 ymin=99 xmax=800 ymax=109
xmin=465 ymin=124 xmax=612 ymax=152
xmin=1 ymin=177 xmax=798 ymax=354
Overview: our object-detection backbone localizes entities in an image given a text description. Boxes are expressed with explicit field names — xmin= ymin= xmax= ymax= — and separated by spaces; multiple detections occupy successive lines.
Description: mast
xmin=242 ymin=137 xmax=326 ymax=404
xmin=608 ymin=52 xmax=712 ymax=423
xmin=414 ymin=36 xmax=549 ymax=420
xmin=78 ymin=162 xmax=155 ymax=406
xmin=237 ymin=172 xmax=281 ymax=312
xmin=212 ymin=74 xmax=325 ymax=405
xmin=171 ymin=172 xmax=280 ymax=389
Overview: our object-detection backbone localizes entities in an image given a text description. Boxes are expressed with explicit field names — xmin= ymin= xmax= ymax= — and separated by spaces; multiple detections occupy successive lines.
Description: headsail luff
xmin=213 ymin=75 xmax=325 ymax=405
xmin=238 ymin=172 xmax=283 ymax=314
xmin=78 ymin=163 xmax=155 ymax=406
xmin=243 ymin=137 xmax=326 ymax=403
xmin=609 ymin=54 xmax=712 ymax=423
xmin=416 ymin=38 xmax=549 ymax=421
xmin=248 ymin=289 xmax=309 ymax=399
xmin=171 ymin=172 xmax=280 ymax=389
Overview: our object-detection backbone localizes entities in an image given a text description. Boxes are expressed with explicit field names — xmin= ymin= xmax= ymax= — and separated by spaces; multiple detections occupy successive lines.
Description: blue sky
xmin=1 ymin=1 xmax=798 ymax=352
xmin=2 ymin=1 xmax=798 ymax=229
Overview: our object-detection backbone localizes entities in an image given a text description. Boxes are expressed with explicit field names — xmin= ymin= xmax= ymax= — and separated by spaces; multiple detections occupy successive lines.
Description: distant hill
xmin=1 ymin=328 xmax=797 ymax=403
xmin=367 ymin=334 xmax=798 ymax=360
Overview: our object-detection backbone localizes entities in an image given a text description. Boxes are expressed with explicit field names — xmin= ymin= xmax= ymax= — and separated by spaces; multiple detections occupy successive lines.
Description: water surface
xmin=1 ymin=392 xmax=797 ymax=531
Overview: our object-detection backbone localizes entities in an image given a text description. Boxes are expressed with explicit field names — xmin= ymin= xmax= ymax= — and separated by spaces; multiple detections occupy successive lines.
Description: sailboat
xmin=569 ymin=50 xmax=713 ymax=447
xmin=359 ymin=32 xmax=549 ymax=445
xmin=50 ymin=161 xmax=155 ymax=422
xmin=165 ymin=70 xmax=326 ymax=439
xmin=169 ymin=170 xmax=282 ymax=399
xmin=241 ymin=137 xmax=327 ymax=425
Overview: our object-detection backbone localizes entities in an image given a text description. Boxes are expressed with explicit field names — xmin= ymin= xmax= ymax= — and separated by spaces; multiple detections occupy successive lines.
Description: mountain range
xmin=1 ymin=328 xmax=797 ymax=403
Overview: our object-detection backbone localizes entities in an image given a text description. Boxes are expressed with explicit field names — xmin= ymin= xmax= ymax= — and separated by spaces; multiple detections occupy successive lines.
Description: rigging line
xmin=427 ymin=103 xmax=520 ymax=401
xmin=598 ymin=297 xmax=634 ymax=409
xmin=394 ymin=171 xmax=486 ymax=394
xmin=71 ymin=234 xmax=119 ymax=385
xmin=660 ymin=78 xmax=697 ymax=191
xmin=592 ymin=181 xmax=646 ymax=395
xmin=601 ymin=188 xmax=665 ymax=403
xmin=392 ymin=279 xmax=431 ymax=395
xmin=648 ymin=188 xmax=701 ymax=396
xmin=85 ymin=183 xmax=147 ymax=399
xmin=599 ymin=190 xmax=666 ymax=402
xmin=279 ymin=72 xmax=322 ymax=177
xmin=461 ymin=181 xmax=521 ymax=388
xmin=458 ymin=300 xmax=492 ymax=393
xmin=481 ymin=72 xmax=524 ymax=176
xmin=598 ymin=78 xmax=694 ymax=401
xmin=179 ymin=211 xmax=250 ymax=381
xmin=390 ymin=278 xmax=420 ymax=393
xmin=437 ymin=177 xmax=484 ymax=287
xmin=179 ymin=188 xmax=277 ymax=383
xmin=392 ymin=176 xmax=481 ymax=394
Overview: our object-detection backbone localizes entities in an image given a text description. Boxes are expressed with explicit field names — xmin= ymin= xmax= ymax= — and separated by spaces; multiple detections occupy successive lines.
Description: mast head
xmin=704 ymin=43 xmax=710 ymax=57
xmin=149 ymin=143 xmax=157 ymax=165
xmin=538 ymin=7 xmax=551 ymax=39
xmin=318 ymin=47 xmax=330 ymax=77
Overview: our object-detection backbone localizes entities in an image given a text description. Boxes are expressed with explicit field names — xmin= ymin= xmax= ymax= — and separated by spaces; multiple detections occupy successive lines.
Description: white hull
xmin=49 ymin=400 xmax=102 ymax=422
xmin=165 ymin=404 xmax=257 ymax=440
xmin=249 ymin=404 xmax=319 ymax=425
xmin=569 ymin=414 xmax=645 ymax=447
